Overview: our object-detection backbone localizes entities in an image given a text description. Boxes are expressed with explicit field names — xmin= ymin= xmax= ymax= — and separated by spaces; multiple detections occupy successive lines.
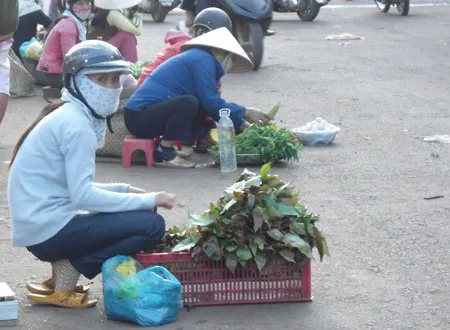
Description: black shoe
xmin=265 ymin=30 xmax=276 ymax=36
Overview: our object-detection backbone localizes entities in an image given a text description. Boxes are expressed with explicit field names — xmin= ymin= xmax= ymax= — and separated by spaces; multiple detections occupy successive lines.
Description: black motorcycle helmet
xmin=63 ymin=40 xmax=131 ymax=132
xmin=192 ymin=8 xmax=232 ymax=37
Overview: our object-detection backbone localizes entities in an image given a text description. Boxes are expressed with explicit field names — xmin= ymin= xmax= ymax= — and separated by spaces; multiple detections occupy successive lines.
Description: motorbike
xmin=272 ymin=0 xmax=330 ymax=22
xmin=375 ymin=0 xmax=409 ymax=16
xmin=211 ymin=0 xmax=273 ymax=71
xmin=138 ymin=0 xmax=181 ymax=23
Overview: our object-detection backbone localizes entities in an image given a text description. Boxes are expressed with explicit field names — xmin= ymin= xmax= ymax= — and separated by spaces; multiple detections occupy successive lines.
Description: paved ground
xmin=1 ymin=2 xmax=450 ymax=329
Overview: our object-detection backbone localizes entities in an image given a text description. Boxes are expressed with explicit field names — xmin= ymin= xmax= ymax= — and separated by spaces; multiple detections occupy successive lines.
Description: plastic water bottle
xmin=218 ymin=108 xmax=237 ymax=173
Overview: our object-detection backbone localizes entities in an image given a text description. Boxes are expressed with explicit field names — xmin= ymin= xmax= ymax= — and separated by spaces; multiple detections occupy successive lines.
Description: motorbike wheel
xmin=152 ymin=1 xmax=170 ymax=23
xmin=375 ymin=0 xmax=390 ymax=12
xmin=234 ymin=21 xmax=264 ymax=71
xmin=396 ymin=0 xmax=409 ymax=15
xmin=297 ymin=0 xmax=321 ymax=21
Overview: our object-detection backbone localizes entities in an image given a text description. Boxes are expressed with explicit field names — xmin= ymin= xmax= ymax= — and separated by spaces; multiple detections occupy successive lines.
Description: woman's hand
xmin=155 ymin=192 xmax=185 ymax=209
xmin=238 ymin=121 xmax=251 ymax=133
xmin=244 ymin=107 xmax=273 ymax=126
xmin=127 ymin=186 xmax=146 ymax=194
xmin=132 ymin=14 xmax=142 ymax=26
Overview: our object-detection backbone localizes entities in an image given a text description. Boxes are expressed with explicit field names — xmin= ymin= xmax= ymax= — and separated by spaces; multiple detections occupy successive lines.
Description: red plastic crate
xmin=135 ymin=252 xmax=312 ymax=307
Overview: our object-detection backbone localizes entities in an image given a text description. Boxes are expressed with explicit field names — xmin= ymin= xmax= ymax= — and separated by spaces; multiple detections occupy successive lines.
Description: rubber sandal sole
xmin=27 ymin=291 xmax=97 ymax=309
xmin=153 ymin=162 xmax=197 ymax=169
xmin=26 ymin=281 xmax=89 ymax=295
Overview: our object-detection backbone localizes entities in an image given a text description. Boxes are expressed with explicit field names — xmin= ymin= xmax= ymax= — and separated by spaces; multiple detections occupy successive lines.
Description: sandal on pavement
xmin=27 ymin=290 xmax=97 ymax=308
xmin=153 ymin=155 xmax=197 ymax=168
xmin=26 ymin=279 xmax=89 ymax=295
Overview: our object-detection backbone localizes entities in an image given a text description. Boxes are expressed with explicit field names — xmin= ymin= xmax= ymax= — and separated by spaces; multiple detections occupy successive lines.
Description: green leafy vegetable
xmin=268 ymin=102 xmax=280 ymax=119
xmin=130 ymin=59 xmax=152 ymax=79
xmin=210 ymin=124 xmax=302 ymax=164
xmin=148 ymin=163 xmax=328 ymax=273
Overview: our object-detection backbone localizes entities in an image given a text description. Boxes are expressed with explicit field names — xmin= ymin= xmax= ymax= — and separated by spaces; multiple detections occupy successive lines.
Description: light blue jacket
xmin=8 ymin=102 xmax=157 ymax=247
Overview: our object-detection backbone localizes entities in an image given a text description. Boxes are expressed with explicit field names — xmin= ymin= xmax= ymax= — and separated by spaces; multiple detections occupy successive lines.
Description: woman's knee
xmin=110 ymin=31 xmax=137 ymax=47
xmin=175 ymin=95 xmax=199 ymax=117
xmin=122 ymin=31 xmax=137 ymax=44
xmin=184 ymin=95 xmax=199 ymax=109
xmin=144 ymin=212 xmax=166 ymax=241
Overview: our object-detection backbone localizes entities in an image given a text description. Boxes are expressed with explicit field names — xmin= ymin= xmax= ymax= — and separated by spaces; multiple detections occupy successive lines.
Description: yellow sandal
xmin=27 ymin=290 xmax=97 ymax=308
xmin=26 ymin=279 xmax=90 ymax=295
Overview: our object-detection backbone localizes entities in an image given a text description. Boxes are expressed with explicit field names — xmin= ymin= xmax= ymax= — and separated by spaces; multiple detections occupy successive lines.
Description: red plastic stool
xmin=122 ymin=136 xmax=156 ymax=167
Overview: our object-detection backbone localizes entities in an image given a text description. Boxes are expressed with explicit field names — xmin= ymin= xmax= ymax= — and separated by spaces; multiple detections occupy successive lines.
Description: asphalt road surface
xmin=0 ymin=2 xmax=449 ymax=329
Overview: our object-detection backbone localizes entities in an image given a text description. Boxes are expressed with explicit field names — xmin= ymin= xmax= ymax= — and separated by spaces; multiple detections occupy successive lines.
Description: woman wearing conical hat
xmin=124 ymin=27 xmax=273 ymax=169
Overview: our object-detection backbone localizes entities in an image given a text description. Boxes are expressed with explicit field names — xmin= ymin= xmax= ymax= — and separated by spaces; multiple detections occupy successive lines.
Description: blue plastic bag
xmin=19 ymin=38 xmax=37 ymax=59
xmin=102 ymin=255 xmax=183 ymax=327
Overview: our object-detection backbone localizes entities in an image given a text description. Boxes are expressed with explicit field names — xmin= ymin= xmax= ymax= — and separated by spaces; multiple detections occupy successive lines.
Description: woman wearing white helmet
xmin=8 ymin=40 xmax=183 ymax=308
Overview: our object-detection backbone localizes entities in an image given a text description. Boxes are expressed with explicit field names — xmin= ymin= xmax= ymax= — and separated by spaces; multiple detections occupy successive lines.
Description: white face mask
xmin=221 ymin=53 xmax=233 ymax=73
xmin=61 ymin=73 xmax=123 ymax=149
xmin=75 ymin=74 xmax=122 ymax=118
xmin=73 ymin=9 xmax=91 ymax=21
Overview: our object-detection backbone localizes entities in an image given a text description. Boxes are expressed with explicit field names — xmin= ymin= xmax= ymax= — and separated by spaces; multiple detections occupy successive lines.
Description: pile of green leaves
xmin=149 ymin=225 xmax=191 ymax=253
xmin=130 ymin=59 xmax=152 ymax=79
xmin=210 ymin=124 xmax=302 ymax=164
xmin=171 ymin=163 xmax=329 ymax=273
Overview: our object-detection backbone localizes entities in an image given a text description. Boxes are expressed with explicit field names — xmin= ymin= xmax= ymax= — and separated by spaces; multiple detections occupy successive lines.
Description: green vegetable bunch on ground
xmin=130 ymin=60 xmax=152 ymax=79
xmin=149 ymin=224 xmax=190 ymax=253
xmin=210 ymin=124 xmax=302 ymax=164
xmin=171 ymin=164 xmax=329 ymax=273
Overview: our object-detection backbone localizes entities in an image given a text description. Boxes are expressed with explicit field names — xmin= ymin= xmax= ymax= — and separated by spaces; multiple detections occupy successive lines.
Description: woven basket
xmin=96 ymin=98 xmax=128 ymax=157
xmin=9 ymin=50 xmax=35 ymax=98
xmin=96 ymin=104 xmax=129 ymax=158
xmin=208 ymin=148 xmax=267 ymax=166
xmin=95 ymin=101 xmax=147 ymax=162
xmin=236 ymin=153 xmax=266 ymax=165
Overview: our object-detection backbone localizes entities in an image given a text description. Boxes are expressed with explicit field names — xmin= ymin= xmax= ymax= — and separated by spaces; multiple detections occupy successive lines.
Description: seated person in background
xmin=88 ymin=0 xmax=142 ymax=63
xmin=13 ymin=0 xmax=52 ymax=59
xmin=137 ymin=8 xmax=233 ymax=156
xmin=36 ymin=0 xmax=92 ymax=88
xmin=124 ymin=28 xmax=272 ymax=169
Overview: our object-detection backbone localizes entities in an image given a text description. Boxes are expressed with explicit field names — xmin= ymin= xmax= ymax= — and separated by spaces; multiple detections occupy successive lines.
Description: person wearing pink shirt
xmin=137 ymin=30 xmax=192 ymax=88
xmin=37 ymin=0 xmax=92 ymax=88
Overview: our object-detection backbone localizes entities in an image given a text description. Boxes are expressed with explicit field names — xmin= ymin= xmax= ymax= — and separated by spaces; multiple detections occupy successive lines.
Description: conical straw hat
xmin=181 ymin=27 xmax=254 ymax=72
xmin=95 ymin=0 xmax=142 ymax=10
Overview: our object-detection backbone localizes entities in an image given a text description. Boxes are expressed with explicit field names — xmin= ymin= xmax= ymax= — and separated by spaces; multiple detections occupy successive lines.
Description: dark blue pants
xmin=12 ymin=10 xmax=52 ymax=59
xmin=27 ymin=211 xmax=165 ymax=279
xmin=124 ymin=95 xmax=205 ymax=141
